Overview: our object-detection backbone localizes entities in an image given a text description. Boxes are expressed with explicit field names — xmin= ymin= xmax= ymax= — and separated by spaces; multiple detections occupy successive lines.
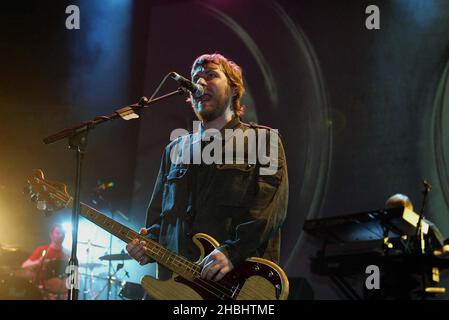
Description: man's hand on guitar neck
xmin=126 ymin=228 xmax=153 ymax=265
xmin=200 ymin=249 xmax=234 ymax=282
xmin=126 ymin=228 xmax=234 ymax=282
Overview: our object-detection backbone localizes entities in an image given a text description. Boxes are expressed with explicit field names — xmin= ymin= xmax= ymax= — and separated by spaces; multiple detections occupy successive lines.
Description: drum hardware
xmin=78 ymin=239 xmax=109 ymax=300
xmin=78 ymin=241 xmax=106 ymax=249
xmin=80 ymin=261 xmax=105 ymax=300
xmin=93 ymin=261 xmax=127 ymax=300
xmin=79 ymin=262 xmax=106 ymax=270
xmin=119 ymin=282 xmax=146 ymax=300
xmin=99 ymin=253 xmax=132 ymax=261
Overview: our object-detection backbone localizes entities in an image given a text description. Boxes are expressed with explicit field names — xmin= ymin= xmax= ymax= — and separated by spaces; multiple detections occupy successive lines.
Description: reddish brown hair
xmin=191 ymin=53 xmax=245 ymax=117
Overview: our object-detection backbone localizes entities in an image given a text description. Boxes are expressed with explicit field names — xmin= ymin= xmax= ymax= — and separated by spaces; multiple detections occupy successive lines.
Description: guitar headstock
xmin=25 ymin=169 xmax=71 ymax=214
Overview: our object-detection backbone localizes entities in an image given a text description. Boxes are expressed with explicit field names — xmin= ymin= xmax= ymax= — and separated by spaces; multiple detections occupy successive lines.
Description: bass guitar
xmin=26 ymin=169 xmax=289 ymax=300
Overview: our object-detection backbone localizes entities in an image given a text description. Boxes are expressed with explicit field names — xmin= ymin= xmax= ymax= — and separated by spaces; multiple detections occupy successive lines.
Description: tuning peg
xmin=30 ymin=193 xmax=37 ymax=202
xmin=37 ymin=200 xmax=47 ymax=211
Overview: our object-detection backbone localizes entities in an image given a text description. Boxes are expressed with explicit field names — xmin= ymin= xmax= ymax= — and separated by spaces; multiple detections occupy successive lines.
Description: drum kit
xmin=0 ymin=242 xmax=144 ymax=300
xmin=0 ymin=245 xmax=42 ymax=300
xmin=76 ymin=242 xmax=144 ymax=300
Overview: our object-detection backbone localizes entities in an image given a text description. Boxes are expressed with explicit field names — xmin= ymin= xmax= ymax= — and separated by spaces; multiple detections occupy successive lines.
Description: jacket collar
xmin=192 ymin=116 xmax=241 ymax=144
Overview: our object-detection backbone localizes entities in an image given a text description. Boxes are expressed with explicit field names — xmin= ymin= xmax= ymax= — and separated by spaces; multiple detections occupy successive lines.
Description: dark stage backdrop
xmin=1 ymin=0 xmax=449 ymax=299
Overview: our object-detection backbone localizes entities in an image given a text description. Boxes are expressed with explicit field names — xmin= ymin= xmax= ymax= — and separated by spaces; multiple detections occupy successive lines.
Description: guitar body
xmin=140 ymin=233 xmax=289 ymax=300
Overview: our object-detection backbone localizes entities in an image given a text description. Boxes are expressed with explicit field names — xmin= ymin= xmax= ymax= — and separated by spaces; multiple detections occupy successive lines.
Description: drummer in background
xmin=22 ymin=224 xmax=69 ymax=299
xmin=22 ymin=224 xmax=68 ymax=269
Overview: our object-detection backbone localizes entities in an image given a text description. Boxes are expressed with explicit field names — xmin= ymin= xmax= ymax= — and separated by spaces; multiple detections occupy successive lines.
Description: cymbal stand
xmin=106 ymin=211 xmax=114 ymax=300
xmin=82 ymin=242 xmax=93 ymax=300
xmin=95 ymin=263 xmax=123 ymax=300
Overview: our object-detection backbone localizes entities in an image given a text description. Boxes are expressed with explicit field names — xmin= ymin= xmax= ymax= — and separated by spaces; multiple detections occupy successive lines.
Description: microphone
xmin=170 ymin=72 xmax=204 ymax=98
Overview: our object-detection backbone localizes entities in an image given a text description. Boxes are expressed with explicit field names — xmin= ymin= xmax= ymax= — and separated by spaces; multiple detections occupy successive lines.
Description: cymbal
xmin=99 ymin=253 xmax=131 ymax=261
xmin=77 ymin=241 xmax=106 ymax=249
xmin=79 ymin=273 xmax=109 ymax=280
xmin=0 ymin=246 xmax=21 ymax=252
xmin=79 ymin=262 xmax=105 ymax=269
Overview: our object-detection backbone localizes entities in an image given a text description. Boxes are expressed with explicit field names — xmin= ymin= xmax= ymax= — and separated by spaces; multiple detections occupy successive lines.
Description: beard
xmin=192 ymin=88 xmax=233 ymax=122
xmin=194 ymin=101 xmax=227 ymax=122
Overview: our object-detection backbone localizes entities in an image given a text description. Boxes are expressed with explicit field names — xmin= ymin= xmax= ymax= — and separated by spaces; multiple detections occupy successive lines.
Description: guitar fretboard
xmin=68 ymin=199 xmax=201 ymax=279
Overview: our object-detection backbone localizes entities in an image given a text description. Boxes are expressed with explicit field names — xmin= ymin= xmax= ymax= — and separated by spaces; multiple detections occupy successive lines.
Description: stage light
xmin=62 ymin=222 xmax=71 ymax=234
xmin=62 ymin=218 xmax=106 ymax=251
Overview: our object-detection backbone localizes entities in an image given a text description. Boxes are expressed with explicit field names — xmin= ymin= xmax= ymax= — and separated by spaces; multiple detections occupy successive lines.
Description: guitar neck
xmin=74 ymin=202 xmax=199 ymax=279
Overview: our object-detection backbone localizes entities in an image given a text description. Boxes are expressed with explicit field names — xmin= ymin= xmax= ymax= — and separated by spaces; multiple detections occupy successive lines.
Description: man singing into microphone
xmin=126 ymin=53 xmax=289 ymax=296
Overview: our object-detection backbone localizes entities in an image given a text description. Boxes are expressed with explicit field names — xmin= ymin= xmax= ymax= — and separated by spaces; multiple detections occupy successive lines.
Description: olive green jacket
xmin=145 ymin=117 xmax=288 ymax=278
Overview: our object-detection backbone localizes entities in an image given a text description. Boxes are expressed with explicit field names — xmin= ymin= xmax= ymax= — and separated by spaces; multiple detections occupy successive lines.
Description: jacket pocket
xmin=215 ymin=163 xmax=257 ymax=207
xmin=161 ymin=165 xmax=189 ymax=217
xmin=216 ymin=163 xmax=256 ymax=172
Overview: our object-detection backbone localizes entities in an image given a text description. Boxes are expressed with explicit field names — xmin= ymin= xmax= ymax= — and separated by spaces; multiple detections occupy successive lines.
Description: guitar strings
xmin=34 ymin=178 xmax=278 ymax=300
xmin=33 ymin=178 xmax=237 ymax=299
xmin=32 ymin=178 xmax=281 ymax=299
xmin=33 ymin=178 xmax=236 ymax=299
xmin=138 ymin=236 xmax=277 ymax=300
xmin=34 ymin=178 xmax=277 ymax=300
xmin=137 ymin=238 xmax=238 ymax=299
xmin=132 ymin=227 xmax=274 ymax=299
xmin=130 ymin=225 xmax=282 ymax=299
xmin=126 ymin=214 xmax=282 ymax=298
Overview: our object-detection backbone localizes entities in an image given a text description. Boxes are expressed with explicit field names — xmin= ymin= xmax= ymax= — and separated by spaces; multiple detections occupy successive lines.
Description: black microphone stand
xmin=106 ymin=210 xmax=114 ymax=300
xmin=416 ymin=180 xmax=432 ymax=253
xmin=415 ymin=180 xmax=432 ymax=299
xmin=43 ymin=89 xmax=185 ymax=300
xmin=66 ymin=132 xmax=85 ymax=300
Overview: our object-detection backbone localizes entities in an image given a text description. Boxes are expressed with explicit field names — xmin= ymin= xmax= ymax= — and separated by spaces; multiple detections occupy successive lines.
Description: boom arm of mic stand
xmin=43 ymin=88 xmax=186 ymax=145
